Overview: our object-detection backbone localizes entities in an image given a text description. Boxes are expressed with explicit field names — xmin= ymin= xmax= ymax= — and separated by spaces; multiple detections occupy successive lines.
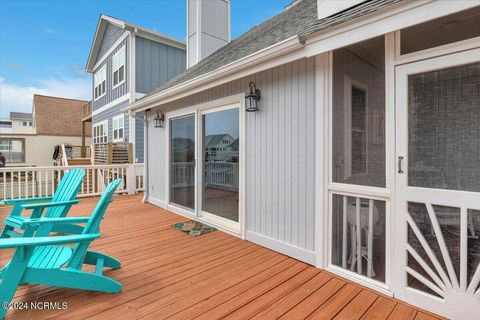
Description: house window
xmin=93 ymin=121 xmax=108 ymax=144
xmin=0 ymin=138 xmax=25 ymax=163
xmin=94 ymin=65 xmax=106 ymax=100
xmin=112 ymin=114 xmax=124 ymax=142
xmin=112 ymin=46 xmax=125 ymax=88
xmin=345 ymin=78 xmax=368 ymax=176
xmin=331 ymin=35 xmax=385 ymax=188
xmin=22 ymin=121 xmax=32 ymax=127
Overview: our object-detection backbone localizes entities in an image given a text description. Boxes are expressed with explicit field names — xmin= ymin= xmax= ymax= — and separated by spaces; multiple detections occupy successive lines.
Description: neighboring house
xmin=85 ymin=14 xmax=186 ymax=163
xmin=126 ymin=0 xmax=480 ymax=318
xmin=204 ymin=134 xmax=235 ymax=162
xmin=0 ymin=94 xmax=91 ymax=166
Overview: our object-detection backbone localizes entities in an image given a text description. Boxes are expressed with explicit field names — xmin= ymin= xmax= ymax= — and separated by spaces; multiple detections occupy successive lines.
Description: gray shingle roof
xmin=10 ymin=112 xmax=32 ymax=120
xmin=144 ymin=0 xmax=318 ymax=99
xmin=142 ymin=0 xmax=399 ymax=101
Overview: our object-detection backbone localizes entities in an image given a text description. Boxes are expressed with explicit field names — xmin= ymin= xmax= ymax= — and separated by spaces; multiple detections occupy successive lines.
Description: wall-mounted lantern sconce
xmin=245 ymin=82 xmax=261 ymax=112
xmin=154 ymin=110 xmax=164 ymax=128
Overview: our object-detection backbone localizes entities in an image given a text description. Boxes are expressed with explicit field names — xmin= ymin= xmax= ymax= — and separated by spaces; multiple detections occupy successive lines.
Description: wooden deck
xmin=0 ymin=195 xmax=444 ymax=320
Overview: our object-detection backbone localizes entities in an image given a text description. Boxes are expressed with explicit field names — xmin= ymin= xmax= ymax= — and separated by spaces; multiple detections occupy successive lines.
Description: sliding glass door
xmin=200 ymin=106 xmax=240 ymax=229
xmin=169 ymin=114 xmax=196 ymax=210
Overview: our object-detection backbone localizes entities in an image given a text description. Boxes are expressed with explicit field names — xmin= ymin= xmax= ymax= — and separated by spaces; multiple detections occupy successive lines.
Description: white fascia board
xmin=86 ymin=15 xmax=126 ymax=73
xmin=126 ymin=35 xmax=303 ymax=113
xmin=124 ymin=23 xmax=186 ymax=50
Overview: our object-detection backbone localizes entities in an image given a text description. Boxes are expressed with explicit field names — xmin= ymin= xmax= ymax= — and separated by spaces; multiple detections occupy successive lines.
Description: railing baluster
xmin=25 ymin=170 xmax=29 ymax=198
xmin=356 ymin=197 xmax=362 ymax=275
xmin=367 ymin=199 xmax=374 ymax=278
xmin=342 ymin=195 xmax=348 ymax=269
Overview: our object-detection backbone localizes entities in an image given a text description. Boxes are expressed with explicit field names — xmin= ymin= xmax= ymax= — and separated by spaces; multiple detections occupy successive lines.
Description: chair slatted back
xmin=68 ymin=179 xmax=121 ymax=268
xmin=46 ymin=169 xmax=85 ymax=218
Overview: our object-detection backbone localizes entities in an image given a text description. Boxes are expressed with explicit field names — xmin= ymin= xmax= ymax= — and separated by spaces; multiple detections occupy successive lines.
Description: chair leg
xmin=83 ymin=251 xmax=121 ymax=269
xmin=0 ymin=248 xmax=31 ymax=319
xmin=0 ymin=225 xmax=14 ymax=238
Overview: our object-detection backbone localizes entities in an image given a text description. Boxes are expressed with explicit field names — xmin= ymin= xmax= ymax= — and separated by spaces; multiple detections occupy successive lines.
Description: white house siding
xmin=147 ymin=57 xmax=316 ymax=264
xmin=2 ymin=135 xmax=91 ymax=167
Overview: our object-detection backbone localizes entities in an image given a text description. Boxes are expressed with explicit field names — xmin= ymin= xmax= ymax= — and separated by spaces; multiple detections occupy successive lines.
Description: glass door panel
xmin=169 ymin=115 xmax=195 ymax=210
xmin=201 ymin=108 xmax=240 ymax=223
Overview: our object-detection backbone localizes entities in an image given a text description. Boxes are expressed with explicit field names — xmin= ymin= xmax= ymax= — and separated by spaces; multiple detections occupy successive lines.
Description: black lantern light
xmin=245 ymin=82 xmax=261 ymax=112
xmin=154 ymin=110 xmax=164 ymax=128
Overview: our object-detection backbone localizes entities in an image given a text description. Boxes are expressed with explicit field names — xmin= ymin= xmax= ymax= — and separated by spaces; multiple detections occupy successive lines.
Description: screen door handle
xmin=398 ymin=156 xmax=404 ymax=174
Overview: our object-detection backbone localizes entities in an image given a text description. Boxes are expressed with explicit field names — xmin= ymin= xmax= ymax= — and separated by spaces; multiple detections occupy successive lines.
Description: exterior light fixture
xmin=154 ymin=110 xmax=164 ymax=128
xmin=245 ymin=82 xmax=261 ymax=112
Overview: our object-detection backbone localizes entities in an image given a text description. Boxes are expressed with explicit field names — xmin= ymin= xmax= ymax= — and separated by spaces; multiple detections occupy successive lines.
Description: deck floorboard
xmin=0 ymin=195 xmax=444 ymax=320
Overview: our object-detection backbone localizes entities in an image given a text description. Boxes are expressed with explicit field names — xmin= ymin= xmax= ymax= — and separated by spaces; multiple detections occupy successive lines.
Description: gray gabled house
xmin=85 ymin=14 xmax=186 ymax=162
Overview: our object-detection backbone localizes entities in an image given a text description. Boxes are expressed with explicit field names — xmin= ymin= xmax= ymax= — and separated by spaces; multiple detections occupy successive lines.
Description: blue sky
xmin=0 ymin=0 xmax=291 ymax=117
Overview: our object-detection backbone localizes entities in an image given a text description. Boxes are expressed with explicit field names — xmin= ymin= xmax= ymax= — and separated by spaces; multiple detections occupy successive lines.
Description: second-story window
xmin=112 ymin=46 xmax=125 ymax=88
xmin=94 ymin=65 xmax=106 ymax=100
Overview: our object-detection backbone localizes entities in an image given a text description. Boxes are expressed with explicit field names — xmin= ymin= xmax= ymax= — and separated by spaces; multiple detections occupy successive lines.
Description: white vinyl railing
xmin=205 ymin=162 xmax=239 ymax=191
xmin=171 ymin=162 xmax=239 ymax=191
xmin=0 ymin=163 xmax=144 ymax=201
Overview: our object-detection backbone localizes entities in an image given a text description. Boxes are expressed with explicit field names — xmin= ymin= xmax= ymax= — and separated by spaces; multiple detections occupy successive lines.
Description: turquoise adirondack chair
xmin=1 ymin=168 xmax=85 ymax=238
xmin=0 ymin=179 xmax=122 ymax=319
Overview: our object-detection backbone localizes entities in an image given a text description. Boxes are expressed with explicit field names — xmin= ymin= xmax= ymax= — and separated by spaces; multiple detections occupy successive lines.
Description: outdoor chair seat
xmin=28 ymin=245 xmax=73 ymax=269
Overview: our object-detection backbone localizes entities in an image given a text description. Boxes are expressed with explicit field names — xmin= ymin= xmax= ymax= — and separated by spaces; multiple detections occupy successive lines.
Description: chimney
xmin=316 ymin=0 xmax=363 ymax=20
xmin=187 ymin=0 xmax=231 ymax=68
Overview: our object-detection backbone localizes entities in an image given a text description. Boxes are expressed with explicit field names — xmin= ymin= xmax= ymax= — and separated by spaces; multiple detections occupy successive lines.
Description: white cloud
xmin=0 ymin=76 xmax=91 ymax=118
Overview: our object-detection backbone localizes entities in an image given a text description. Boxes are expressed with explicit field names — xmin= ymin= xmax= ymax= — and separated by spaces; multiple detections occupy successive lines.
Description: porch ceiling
xmin=0 ymin=194 xmax=444 ymax=320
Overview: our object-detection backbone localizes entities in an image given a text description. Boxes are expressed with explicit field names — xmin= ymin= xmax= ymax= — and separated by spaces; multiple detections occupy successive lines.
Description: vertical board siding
xmin=147 ymin=57 xmax=316 ymax=260
xmin=92 ymin=37 xmax=129 ymax=111
xmin=135 ymin=36 xmax=186 ymax=94
xmin=96 ymin=23 xmax=124 ymax=64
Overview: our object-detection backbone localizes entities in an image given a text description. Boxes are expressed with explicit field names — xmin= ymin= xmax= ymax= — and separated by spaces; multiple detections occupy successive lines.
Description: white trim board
xmin=246 ymin=231 xmax=316 ymax=265
xmin=92 ymin=93 xmax=130 ymax=117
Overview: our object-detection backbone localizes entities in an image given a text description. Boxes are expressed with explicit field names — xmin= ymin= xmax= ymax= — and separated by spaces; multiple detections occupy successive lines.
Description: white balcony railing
xmin=0 ymin=163 xmax=144 ymax=201
xmin=171 ymin=162 xmax=239 ymax=191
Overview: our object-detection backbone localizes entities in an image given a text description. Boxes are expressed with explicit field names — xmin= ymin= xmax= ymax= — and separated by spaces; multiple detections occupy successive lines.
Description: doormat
xmin=172 ymin=220 xmax=216 ymax=237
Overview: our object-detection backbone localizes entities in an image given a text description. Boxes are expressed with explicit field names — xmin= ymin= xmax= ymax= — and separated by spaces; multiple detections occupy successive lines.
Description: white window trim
xmin=112 ymin=46 xmax=126 ymax=90
xmin=112 ymin=114 xmax=125 ymax=142
xmin=343 ymin=76 xmax=368 ymax=179
xmin=94 ymin=65 xmax=107 ymax=101
xmin=93 ymin=120 xmax=108 ymax=144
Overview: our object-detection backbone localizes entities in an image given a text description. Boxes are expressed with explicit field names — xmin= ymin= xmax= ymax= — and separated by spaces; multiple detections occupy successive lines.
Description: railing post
xmin=126 ymin=164 xmax=136 ymax=195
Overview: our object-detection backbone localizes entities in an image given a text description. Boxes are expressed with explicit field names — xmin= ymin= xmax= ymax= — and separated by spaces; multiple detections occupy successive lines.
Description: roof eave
xmin=126 ymin=35 xmax=303 ymax=113
xmin=85 ymin=15 xmax=126 ymax=73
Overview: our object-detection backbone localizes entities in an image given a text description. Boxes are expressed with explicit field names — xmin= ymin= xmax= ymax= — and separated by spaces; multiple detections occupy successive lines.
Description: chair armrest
xmin=4 ymin=197 xmax=53 ymax=205
xmin=21 ymin=216 xmax=91 ymax=226
xmin=0 ymin=234 xmax=100 ymax=249
xmin=21 ymin=199 xmax=79 ymax=210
